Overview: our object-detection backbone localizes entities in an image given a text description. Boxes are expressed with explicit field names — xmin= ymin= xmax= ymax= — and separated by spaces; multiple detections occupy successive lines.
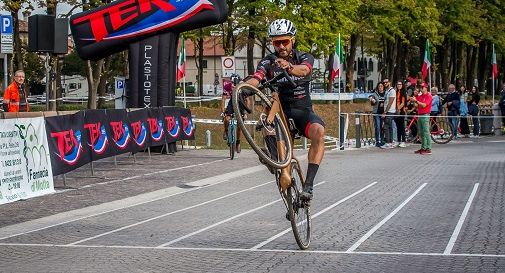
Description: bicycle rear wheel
xmin=430 ymin=118 xmax=453 ymax=144
xmin=233 ymin=83 xmax=292 ymax=169
xmin=286 ymin=161 xmax=311 ymax=249
xmin=228 ymin=122 xmax=236 ymax=159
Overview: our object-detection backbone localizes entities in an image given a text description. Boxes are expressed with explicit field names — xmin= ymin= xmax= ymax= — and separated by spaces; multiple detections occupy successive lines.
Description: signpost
xmin=221 ymin=56 xmax=236 ymax=78
xmin=1 ymin=15 xmax=13 ymax=90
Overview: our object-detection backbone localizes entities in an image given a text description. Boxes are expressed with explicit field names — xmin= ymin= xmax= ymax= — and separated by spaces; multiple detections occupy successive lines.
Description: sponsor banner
xmin=127 ymin=109 xmax=150 ymax=153
xmin=147 ymin=108 xmax=166 ymax=146
xmin=107 ymin=109 xmax=133 ymax=155
xmin=177 ymin=108 xmax=196 ymax=140
xmin=70 ymin=0 xmax=228 ymax=60
xmin=0 ymin=117 xmax=54 ymax=205
xmin=162 ymin=107 xmax=183 ymax=142
xmin=84 ymin=109 xmax=113 ymax=161
xmin=45 ymin=111 xmax=90 ymax=176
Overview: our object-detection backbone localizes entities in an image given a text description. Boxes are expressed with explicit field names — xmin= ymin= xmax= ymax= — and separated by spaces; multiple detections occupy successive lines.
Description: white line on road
xmin=444 ymin=183 xmax=480 ymax=255
xmin=0 ymin=164 xmax=266 ymax=241
xmin=2 ymin=243 xmax=504 ymax=258
xmin=251 ymin=182 xmax=377 ymax=250
xmin=157 ymin=181 xmax=328 ymax=248
xmin=346 ymin=183 xmax=427 ymax=252
xmin=67 ymin=180 xmax=275 ymax=246
xmin=81 ymin=159 xmax=228 ymax=189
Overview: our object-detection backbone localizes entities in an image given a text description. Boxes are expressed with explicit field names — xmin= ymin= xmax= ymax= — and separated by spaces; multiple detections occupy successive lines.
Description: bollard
xmin=492 ymin=104 xmax=502 ymax=135
xmin=339 ymin=114 xmax=345 ymax=150
xmin=355 ymin=113 xmax=361 ymax=148
xmin=302 ymin=137 xmax=307 ymax=150
xmin=205 ymin=130 xmax=212 ymax=148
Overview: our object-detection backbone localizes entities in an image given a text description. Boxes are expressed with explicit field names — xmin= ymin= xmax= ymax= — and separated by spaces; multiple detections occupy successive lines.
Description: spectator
xmin=499 ymin=83 xmax=505 ymax=128
xmin=468 ymin=86 xmax=480 ymax=137
xmin=395 ymin=80 xmax=407 ymax=147
xmin=406 ymin=87 xmax=420 ymax=141
xmin=380 ymin=78 xmax=397 ymax=149
xmin=2 ymin=70 xmax=29 ymax=112
xmin=369 ymin=82 xmax=386 ymax=147
xmin=459 ymin=85 xmax=470 ymax=137
xmin=412 ymin=83 xmax=433 ymax=155
xmin=430 ymin=87 xmax=442 ymax=116
xmin=443 ymin=84 xmax=460 ymax=138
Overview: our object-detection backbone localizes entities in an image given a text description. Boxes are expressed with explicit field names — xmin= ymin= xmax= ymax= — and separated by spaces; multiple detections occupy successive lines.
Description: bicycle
xmin=405 ymin=114 xmax=453 ymax=144
xmin=226 ymin=113 xmax=237 ymax=160
xmin=232 ymin=70 xmax=311 ymax=250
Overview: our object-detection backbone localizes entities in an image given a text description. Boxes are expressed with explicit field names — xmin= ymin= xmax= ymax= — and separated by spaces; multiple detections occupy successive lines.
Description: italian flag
xmin=492 ymin=44 xmax=498 ymax=79
xmin=177 ymin=36 xmax=186 ymax=82
xmin=331 ymin=34 xmax=344 ymax=81
xmin=421 ymin=39 xmax=431 ymax=81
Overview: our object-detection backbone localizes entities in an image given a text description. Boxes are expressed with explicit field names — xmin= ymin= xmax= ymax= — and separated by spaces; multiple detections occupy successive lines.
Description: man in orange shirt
xmin=3 ymin=70 xmax=29 ymax=112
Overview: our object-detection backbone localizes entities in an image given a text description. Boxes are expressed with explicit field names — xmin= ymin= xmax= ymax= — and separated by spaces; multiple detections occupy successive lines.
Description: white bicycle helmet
xmin=268 ymin=19 xmax=296 ymax=37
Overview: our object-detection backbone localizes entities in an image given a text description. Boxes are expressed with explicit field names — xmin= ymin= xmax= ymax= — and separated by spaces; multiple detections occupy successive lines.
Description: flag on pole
xmin=331 ymin=34 xmax=344 ymax=81
xmin=492 ymin=44 xmax=498 ymax=79
xmin=421 ymin=39 xmax=431 ymax=81
xmin=177 ymin=36 xmax=186 ymax=82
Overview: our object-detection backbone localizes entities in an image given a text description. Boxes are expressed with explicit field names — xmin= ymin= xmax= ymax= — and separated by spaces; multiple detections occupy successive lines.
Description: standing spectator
xmin=458 ymin=85 xmax=470 ymax=137
xmin=412 ymin=84 xmax=433 ymax=155
xmin=395 ymin=80 xmax=407 ymax=147
xmin=369 ymin=82 xmax=386 ymax=147
xmin=2 ymin=70 xmax=29 ymax=112
xmin=406 ymin=87 xmax=420 ymax=141
xmin=499 ymin=83 xmax=505 ymax=128
xmin=380 ymin=78 xmax=396 ymax=149
xmin=443 ymin=84 xmax=460 ymax=138
xmin=468 ymin=86 xmax=480 ymax=137
xmin=430 ymin=87 xmax=441 ymax=116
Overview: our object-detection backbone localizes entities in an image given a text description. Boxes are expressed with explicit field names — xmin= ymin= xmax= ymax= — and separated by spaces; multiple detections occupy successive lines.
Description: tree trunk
xmin=86 ymin=59 xmax=105 ymax=109
xmin=55 ymin=56 xmax=64 ymax=109
xmin=97 ymin=57 xmax=112 ymax=109
xmin=456 ymin=42 xmax=465 ymax=87
xmin=197 ymin=31 xmax=204 ymax=96
xmin=393 ymin=36 xmax=407 ymax=83
xmin=466 ymin=46 xmax=478 ymax=89
xmin=11 ymin=11 xmax=23 ymax=71
xmin=247 ymin=4 xmax=256 ymax=75
xmin=345 ymin=34 xmax=358 ymax=91
xmin=477 ymin=41 xmax=488 ymax=94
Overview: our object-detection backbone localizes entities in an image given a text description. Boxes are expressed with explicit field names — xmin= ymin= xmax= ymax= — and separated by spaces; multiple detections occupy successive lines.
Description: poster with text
xmin=0 ymin=117 xmax=54 ymax=205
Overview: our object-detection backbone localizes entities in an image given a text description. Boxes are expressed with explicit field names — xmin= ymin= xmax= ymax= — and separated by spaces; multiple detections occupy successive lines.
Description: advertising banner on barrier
xmin=127 ymin=109 xmax=150 ymax=153
xmin=162 ymin=107 xmax=195 ymax=142
xmin=107 ymin=109 xmax=133 ymax=155
xmin=45 ymin=111 xmax=90 ymax=176
xmin=0 ymin=117 xmax=54 ymax=205
xmin=84 ymin=109 xmax=113 ymax=162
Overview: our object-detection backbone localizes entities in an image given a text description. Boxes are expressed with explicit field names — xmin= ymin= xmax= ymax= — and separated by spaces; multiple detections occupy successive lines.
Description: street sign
xmin=221 ymin=56 xmax=235 ymax=78
xmin=0 ymin=15 xmax=13 ymax=54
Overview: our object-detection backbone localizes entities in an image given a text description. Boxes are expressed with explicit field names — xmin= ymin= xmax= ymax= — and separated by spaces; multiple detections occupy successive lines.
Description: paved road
xmin=1 ymin=136 xmax=504 ymax=272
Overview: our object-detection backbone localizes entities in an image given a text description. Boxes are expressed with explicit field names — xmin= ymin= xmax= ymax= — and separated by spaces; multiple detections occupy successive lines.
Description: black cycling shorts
xmin=224 ymin=100 xmax=247 ymax=116
xmin=282 ymin=104 xmax=325 ymax=138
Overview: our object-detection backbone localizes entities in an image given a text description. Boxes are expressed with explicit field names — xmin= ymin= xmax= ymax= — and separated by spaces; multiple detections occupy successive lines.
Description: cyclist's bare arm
xmin=275 ymin=59 xmax=310 ymax=78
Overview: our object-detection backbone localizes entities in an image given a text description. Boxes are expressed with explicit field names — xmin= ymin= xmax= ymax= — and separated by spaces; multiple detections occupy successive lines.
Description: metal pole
xmin=45 ymin=53 xmax=51 ymax=111
xmin=3 ymin=54 xmax=8 ymax=91
xmin=338 ymin=33 xmax=342 ymax=150
xmin=355 ymin=113 xmax=361 ymax=148
xmin=339 ymin=114 xmax=345 ymax=150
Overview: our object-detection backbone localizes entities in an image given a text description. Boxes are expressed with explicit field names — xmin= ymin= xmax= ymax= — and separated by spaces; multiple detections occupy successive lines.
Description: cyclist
xmin=244 ymin=19 xmax=325 ymax=200
xmin=221 ymin=73 xmax=248 ymax=153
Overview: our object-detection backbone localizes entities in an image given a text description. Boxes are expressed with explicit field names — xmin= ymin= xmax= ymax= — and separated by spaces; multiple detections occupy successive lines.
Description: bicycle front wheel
xmin=430 ymin=118 xmax=453 ymax=144
xmin=233 ymin=83 xmax=292 ymax=169
xmin=287 ymin=161 xmax=311 ymax=250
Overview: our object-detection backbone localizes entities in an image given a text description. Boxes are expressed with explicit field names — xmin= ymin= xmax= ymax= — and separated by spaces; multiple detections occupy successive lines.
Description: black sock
xmin=304 ymin=163 xmax=319 ymax=189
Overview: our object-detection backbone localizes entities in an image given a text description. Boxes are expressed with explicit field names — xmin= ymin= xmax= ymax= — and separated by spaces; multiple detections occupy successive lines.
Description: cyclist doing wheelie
xmin=244 ymin=19 xmax=325 ymax=200
xmin=222 ymin=74 xmax=248 ymax=153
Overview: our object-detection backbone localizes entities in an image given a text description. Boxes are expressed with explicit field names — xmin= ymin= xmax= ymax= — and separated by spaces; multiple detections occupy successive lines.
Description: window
xmin=201 ymin=60 xmax=208 ymax=69
xmin=368 ymin=59 xmax=374 ymax=72
xmin=368 ymin=80 xmax=374 ymax=91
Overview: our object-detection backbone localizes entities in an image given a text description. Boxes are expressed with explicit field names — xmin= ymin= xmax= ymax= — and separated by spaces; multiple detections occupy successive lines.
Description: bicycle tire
xmin=233 ymin=82 xmax=292 ymax=169
xmin=430 ymin=119 xmax=453 ymax=144
xmin=286 ymin=161 xmax=311 ymax=250
xmin=228 ymin=121 xmax=236 ymax=159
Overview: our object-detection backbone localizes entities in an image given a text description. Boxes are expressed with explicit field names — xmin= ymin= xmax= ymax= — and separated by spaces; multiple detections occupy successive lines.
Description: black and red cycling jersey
xmin=252 ymin=49 xmax=314 ymax=108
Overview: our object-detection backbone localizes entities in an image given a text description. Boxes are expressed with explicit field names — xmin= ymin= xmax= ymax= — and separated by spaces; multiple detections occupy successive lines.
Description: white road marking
xmin=346 ymin=183 xmax=427 ymax=252
xmin=157 ymin=181 xmax=328 ymax=248
xmin=0 ymin=164 xmax=266 ymax=241
xmin=251 ymin=182 xmax=377 ymax=250
xmin=444 ymin=183 xmax=480 ymax=255
xmin=1 ymin=243 xmax=504 ymax=258
xmin=67 ymin=180 xmax=274 ymax=246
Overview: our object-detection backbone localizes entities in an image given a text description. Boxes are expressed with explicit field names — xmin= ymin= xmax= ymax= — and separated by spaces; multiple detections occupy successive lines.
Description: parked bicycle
xmin=232 ymin=70 xmax=311 ymax=249
xmin=405 ymin=115 xmax=454 ymax=144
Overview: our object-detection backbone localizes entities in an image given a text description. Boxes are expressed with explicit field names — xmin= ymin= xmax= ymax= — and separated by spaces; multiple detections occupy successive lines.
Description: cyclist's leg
xmin=289 ymin=107 xmax=325 ymax=199
xmin=223 ymin=115 xmax=230 ymax=141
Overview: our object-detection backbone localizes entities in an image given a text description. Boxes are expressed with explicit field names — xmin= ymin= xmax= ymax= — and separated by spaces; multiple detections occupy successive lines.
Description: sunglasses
xmin=272 ymin=38 xmax=292 ymax=47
